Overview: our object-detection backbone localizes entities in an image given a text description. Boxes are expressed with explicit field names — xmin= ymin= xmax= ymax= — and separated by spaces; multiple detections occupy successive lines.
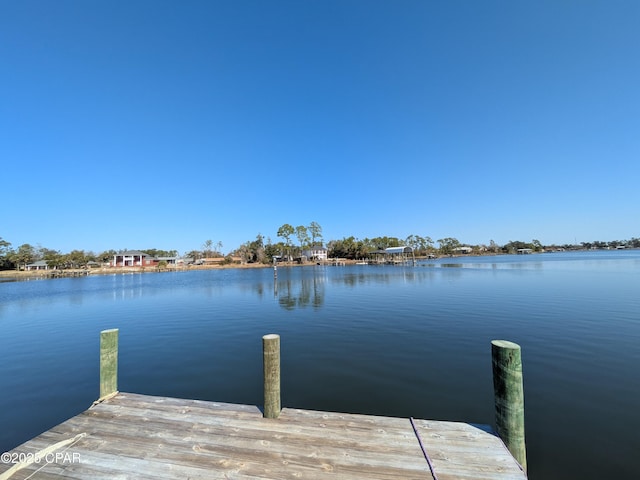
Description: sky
xmin=1 ymin=1 xmax=639 ymax=254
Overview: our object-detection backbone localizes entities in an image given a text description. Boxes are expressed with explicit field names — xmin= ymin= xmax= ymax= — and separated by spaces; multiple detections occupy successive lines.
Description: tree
xmin=531 ymin=239 xmax=543 ymax=252
xmin=503 ymin=240 xmax=531 ymax=253
xmin=141 ymin=249 xmax=178 ymax=258
xmin=203 ymin=240 xmax=214 ymax=257
xmin=40 ymin=248 xmax=64 ymax=269
xmin=97 ymin=250 xmax=117 ymax=264
xmin=263 ymin=237 xmax=282 ymax=263
xmin=437 ymin=237 xmax=461 ymax=256
xmin=66 ymin=250 xmax=88 ymax=268
xmin=327 ymin=236 xmax=369 ymax=259
xmin=10 ymin=243 xmax=36 ymax=270
xmin=0 ymin=237 xmax=13 ymax=270
xmin=370 ymin=236 xmax=401 ymax=250
xmin=308 ymin=221 xmax=323 ymax=246
xmin=295 ymin=225 xmax=309 ymax=251
xmin=186 ymin=250 xmax=202 ymax=263
xmin=406 ymin=235 xmax=433 ymax=255
xmin=277 ymin=224 xmax=294 ymax=260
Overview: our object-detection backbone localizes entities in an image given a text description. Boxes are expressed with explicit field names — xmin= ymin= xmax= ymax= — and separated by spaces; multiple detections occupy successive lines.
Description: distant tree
xmin=406 ymin=235 xmax=434 ymax=255
xmin=327 ymin=236 xmax=369 ymax=259
xmin=503 ymin=240 xmax=531 ymax=253
xmin=203 ymin=240 xmax=214 ymax=257
xmin=370 ymin=236 xmax=401 ymax=250
xmin=235 ymin=234 xmax=266 ymax=263
xmin=40 ymin=248 xmax=64 ymax=269
xmin=66 ymin=250 xmax=88 ymax=268
xmin=10 ymin=243 xmax=36 ymax=270
xmin=235 ymin=243 xmax=251 ymax=264
xmin=295 ymin=225 xmax=309 ymax=251
xmin=263 ymin=238 xmax=282 ymax=263
xmin=405 ymin=235 xmax=420 ymax=253
xmin=277 ymin=224 xmax=295 ymax=260
xmin=308 ymin=221 xmax=323 ymax=246
xmin=97 ymin=250 xmax=117 ymax=264
xmin=531 ymin=239 xmax=543 ymax=252
xmin=437 ymin=237 xmax=461 ymax=256
xmin=186 ymin=250 xmax=202 ymax=262
xmin=141 ymin=249 xmax=178 ymax=258
xmin=251 ymin=234 xmax=265 ymax=263
xmin=0 ymin=237 xmax=13 ymax=270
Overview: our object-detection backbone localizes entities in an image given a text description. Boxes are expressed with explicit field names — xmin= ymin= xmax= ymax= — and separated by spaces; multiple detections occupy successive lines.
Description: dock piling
xmin=100 ymin=329 xmax=119 ymax=399
xmin=262 ymin=333 xmax=281 ymax=418
xmin=491 ymin=339 xmax=527 ymax=472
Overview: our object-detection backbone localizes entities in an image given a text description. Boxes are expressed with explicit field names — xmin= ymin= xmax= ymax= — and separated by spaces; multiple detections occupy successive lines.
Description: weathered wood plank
xmin=0 ymin=393 xmax=526 ymax=480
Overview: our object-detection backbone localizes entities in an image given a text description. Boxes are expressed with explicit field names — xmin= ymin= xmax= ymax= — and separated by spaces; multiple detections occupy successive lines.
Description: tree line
xmin=1 ymin=227 xmax=639 ymax=271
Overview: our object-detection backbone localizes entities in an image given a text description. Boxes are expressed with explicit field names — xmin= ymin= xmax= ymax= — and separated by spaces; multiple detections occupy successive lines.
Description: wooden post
xmin=100 ymin=329 xmax=119 ymax=399
xmin=262 ymin=334 xmax=281 ymax=418
xmin=491 ymin=339 xmax=526 ymax=472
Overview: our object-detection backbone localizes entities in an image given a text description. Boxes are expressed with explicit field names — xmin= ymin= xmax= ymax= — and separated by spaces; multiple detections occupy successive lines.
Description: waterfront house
xmin=302 ymin=245 xmax=328 ymax=261
xmin=25 ymin=260 xmax=49 ymax=270
xmin=112 ymin=251 xmax=155 ymax=267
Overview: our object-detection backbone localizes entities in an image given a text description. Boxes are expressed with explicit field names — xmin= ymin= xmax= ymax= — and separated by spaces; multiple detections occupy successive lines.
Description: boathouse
xmin=371 ymin=246 xmax=415 ymax=264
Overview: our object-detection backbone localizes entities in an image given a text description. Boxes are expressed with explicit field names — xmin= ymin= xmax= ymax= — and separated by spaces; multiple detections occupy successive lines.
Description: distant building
xmin=25 ymin=260 xmax=49 ymax=270
xmin=453 ymin=246 xmax=473 ymax=254
xmin=112 ymin=251 xmax=154 ymax=267
xmin=302 ymin=245 xmax=328 ymax=261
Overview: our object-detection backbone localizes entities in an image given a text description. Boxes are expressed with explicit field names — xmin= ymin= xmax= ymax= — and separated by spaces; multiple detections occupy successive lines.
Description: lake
xmin=1 ymin=250 xmax=638 ymax=479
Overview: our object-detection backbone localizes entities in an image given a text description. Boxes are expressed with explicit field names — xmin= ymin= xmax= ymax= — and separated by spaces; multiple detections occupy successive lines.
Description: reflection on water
xmin=276 ymin=275 xmax=326 ymax=310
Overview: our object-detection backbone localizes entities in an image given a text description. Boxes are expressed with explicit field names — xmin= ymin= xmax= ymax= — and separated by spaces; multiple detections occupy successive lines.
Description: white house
xmin=302 ymin=245 xmax=328 ymax=261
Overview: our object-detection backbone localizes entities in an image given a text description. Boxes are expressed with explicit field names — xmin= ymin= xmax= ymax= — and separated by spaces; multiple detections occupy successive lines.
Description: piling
xmin=100 ymin=329 xmax=119 ymax=399
xmin=262 ymin=333 xmax=281 ymax=418
xmin=491 ymin=339 xmax=527 ymax=472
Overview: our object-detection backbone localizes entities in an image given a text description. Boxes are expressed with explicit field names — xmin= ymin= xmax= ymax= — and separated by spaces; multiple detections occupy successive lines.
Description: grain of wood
xmin=0 ymin=393 xmax=527 ymax=479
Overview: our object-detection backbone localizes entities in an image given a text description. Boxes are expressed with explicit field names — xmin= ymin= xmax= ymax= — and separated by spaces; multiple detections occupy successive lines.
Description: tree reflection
xmin=276 ymin=275 xmax=326 ymax=310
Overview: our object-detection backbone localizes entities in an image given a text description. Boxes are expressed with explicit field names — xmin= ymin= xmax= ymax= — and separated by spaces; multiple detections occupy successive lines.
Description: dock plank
xmin=0 ymin=393 xmax=526 ymax=479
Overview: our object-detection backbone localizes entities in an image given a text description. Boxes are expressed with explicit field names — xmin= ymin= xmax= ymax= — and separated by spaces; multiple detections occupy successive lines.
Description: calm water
xmin=1 ymin=251 xmax=638 ymax=479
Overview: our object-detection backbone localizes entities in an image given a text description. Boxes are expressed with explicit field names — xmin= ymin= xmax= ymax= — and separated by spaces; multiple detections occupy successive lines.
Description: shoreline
xmin=2 ymin=250 xmax=610 ymax=279
xmin=0 ymin=260 xmax=354 ymax=279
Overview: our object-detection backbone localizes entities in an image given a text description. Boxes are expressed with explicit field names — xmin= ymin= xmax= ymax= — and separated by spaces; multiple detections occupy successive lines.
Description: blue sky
xmin=2 ymin=1 xmax=638 ymax=254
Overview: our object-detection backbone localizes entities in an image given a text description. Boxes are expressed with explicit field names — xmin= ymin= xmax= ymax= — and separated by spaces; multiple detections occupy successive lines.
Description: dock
xmin=0 ymin=392 xmax=525 ymax=479
xmin=0 ymin=331 xmax=528 ymax=479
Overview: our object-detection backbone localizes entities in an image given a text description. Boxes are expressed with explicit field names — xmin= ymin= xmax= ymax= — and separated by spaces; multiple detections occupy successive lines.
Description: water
xmin=0 ymin=251 xmax=638 ymax=479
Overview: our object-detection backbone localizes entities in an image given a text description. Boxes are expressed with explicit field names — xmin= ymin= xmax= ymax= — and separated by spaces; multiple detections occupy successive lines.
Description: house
xmin=112 ymin=251 xmax=156 ymax=267
xmin=25 ymin=260 xmax=50 ymax=270
xmin=453 ymin=246 xmax=473 ymax=254
xmin=302 ymin=245 xmax=328 ymax=261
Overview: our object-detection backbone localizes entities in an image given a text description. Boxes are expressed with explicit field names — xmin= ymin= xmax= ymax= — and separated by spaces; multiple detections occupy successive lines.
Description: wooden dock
xmin=0 ymin=392 xmax=526 ymax=480
xmin=1 ymin=331 xmax=528 ymax=479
